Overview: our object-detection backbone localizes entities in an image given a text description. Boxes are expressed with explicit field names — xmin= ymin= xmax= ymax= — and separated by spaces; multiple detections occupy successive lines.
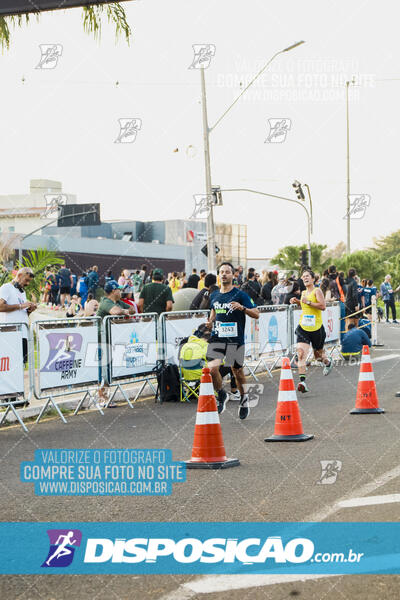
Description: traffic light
xmin=211 ymin=186 xmax=223 ymax=206
xmin=201 ymin=244 xmax=220 ymax=257
xmin=299 ymin=249 xmax=308 ymax=268
xmin=292 ymin=180 xmax=305 ymax=200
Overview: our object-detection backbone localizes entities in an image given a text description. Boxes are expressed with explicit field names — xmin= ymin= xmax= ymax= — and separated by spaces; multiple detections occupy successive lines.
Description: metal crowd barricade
xmin=252 ymin=305 xmax=290 ymax=376
xmin=31 ymin=317 xmax=103 ymax=423
xmin=0 ymin=322 xmax=30 ymax=432
xmin=159 ymin=310 xmax=210 ymax=366
xmin=103 ymin=313 xmax=158 ymax=407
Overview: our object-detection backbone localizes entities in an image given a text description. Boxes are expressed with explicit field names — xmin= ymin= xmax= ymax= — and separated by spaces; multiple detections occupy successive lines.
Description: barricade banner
xmin=322 ymin=302 xmax=340 ymax=343
xmin=107 ymin=314 xmax=158 ymax=379
xmin=161 ymin=311 xmax=209 ymax=365
xmin=258 ymin=306 xmax=289 ymax=355
xmin=36 ymin=318 xmax=101 ymax=392
xmin=0 ymin=324 xmax=25 ymax=397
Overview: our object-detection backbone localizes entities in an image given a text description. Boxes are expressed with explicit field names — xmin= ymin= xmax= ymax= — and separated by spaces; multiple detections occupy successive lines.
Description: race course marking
xmin=338 ymin=493 xmax=400 ymax=508
xmin=158 ymin=574 xmax=338 ymax=599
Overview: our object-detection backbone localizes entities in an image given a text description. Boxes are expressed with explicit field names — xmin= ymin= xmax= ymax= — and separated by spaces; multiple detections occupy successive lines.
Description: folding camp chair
xmin=179 ymin=358 xmax=206 ymax=403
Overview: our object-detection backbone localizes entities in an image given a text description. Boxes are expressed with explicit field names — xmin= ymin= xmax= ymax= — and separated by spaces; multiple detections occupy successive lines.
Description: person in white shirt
xmin=0 ymin=267 xmax=37 ymax=407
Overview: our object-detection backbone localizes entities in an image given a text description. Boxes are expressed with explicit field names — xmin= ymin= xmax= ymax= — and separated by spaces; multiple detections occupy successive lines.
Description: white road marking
xmin=308 ymin=462 xmax=400 ymax=522
xmin=158 ymin=574 xmax=338 ymax=599
xmin=371 ymin=354 xmax=400 ymax=363
xmin=338 ymin=493 xmax=400 ymax=508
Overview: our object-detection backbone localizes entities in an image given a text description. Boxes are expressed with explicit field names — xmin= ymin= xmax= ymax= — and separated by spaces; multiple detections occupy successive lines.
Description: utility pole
xmin=200 ymin=67 xmax=216 ymax=272
xmin=346 ymin=77 xmax=355 ymax=254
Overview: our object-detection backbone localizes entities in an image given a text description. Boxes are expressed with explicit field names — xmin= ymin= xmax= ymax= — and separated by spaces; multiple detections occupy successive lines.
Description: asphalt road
xmin=1 ymin=323 xmax=400 ymax=599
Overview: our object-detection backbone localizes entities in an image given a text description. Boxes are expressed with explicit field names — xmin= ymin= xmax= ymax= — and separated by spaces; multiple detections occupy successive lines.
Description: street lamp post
xmin=199 ymin=41 xmax=305 ymax=272
xmin=346 ymin=77 xmax=356 ymax=254
xmin=220 ymin=187 xmax=312 ymax=266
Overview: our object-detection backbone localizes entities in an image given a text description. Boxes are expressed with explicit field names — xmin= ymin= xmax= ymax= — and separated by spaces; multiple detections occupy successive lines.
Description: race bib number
xmin=301 ymin=314 xmax=316 ymax=328
xmin=216 ymin=322 xmax=238 ymax=338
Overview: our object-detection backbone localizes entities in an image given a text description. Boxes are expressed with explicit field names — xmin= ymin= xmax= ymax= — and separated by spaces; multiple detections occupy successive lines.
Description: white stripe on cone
xmin=196 ymin=411 xmax=220 ymax=425
xmin=359 ymin=372 xmax=375 ymax=381
xmin=199 ymin=382 xmax=215 ymax=396
xmin=361 ymin=354 xmax=372 ymax=364
xmin=280 ymin=370 xmax=294 ymax=380
xmin=277 ymin=389 xmax=297 ymax=402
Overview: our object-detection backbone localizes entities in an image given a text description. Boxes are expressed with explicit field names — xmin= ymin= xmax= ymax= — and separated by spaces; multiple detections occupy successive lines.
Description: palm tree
xmin=0 ymin=3 xmax=131 ymax=50
xmin=16 ymin=248 xmax=64 ymax=302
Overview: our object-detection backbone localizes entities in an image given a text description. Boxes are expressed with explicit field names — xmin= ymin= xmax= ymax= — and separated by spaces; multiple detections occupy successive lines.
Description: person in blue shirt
xmin=206 ymin=262 xmax=259 ymax=420
xmin=358 ymin=317 xmax=371 ymax=338
xmin=70 ymin=271 xmax=77 ymax=296
xmin=380 ymin=274 xmax=399 ymax=323
xmin=77 ymin=272 xmax=89 ymax=306
xmin=341 ymin=323 xmax=371 ymax=359
xmin=87 ymin=265 xmax=99 ymax=297
xmin=362 ymin=279 xmax=377 ymax=315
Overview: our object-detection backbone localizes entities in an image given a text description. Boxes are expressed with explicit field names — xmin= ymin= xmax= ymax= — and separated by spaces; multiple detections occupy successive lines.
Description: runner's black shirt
xmin=209 ymin=288 xmax=255 ymax=345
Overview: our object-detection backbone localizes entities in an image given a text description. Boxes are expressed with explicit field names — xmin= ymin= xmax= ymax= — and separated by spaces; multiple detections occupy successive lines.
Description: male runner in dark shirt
xmin=206 ymin=262 xmax=259 ymax=420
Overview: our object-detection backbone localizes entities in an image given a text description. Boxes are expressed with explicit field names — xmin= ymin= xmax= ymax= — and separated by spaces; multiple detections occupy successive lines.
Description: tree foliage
xmin=272 ymin=229 xmax=400 ymax=285
xmin=272 ymin=243 xmax=329 ymax=274
xmin=16 ymin=248 xmax=64 ymax=301
xmin=0 ymin=3 xmax=131 ymax=51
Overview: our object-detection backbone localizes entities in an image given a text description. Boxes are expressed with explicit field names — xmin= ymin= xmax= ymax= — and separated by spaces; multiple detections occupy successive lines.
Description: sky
xmin=0 ymin=0 xmax=399 ymax=259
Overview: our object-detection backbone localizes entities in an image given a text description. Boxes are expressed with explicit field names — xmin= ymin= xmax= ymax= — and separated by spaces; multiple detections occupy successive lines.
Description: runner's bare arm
xmin=230 ymin=301 xmax=259 ymax=319
xmin=308 ymin=287 xmax=326 ymax=310
xmin=206 ymin=308 xmax=216 ymax=329
xmin=0 ymin=298 xmax=31 ymax=311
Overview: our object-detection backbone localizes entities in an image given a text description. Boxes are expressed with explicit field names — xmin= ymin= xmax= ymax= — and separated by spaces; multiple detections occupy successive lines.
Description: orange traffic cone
xmin=265 ymin=357 xmax=313 ymax=442
xmin=350 ymin=345 xmax=384 ymax=414
xmin=186 ymin=367 xmax=240 ymax=469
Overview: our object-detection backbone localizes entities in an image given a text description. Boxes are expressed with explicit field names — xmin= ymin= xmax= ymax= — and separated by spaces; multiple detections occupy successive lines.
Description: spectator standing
xmin=261 ymin=271 xmax=277 ymax=305
xmin=187 ymin=268 xmax=200 ymax=289
xmin=70 ymin=269 xmax=77 ymax=295
xmin=169 ymin=272 xmax=180 ymax=294
xmin=0 ymin=267 xmax=36 ymax=407
xmin=139 ymin=268 xmax=174 ymax=315
xmin=139 ymin=264 xmax=147 ymax=284
xmin=362 ymin=279 xmax=377 ymax=315
xmin=236 ymin=266 xmax=244 ymax=286
xmin=241 ymin=268 xmax=263 ymax=305
xmin=58 ymin=262 xmax=72 ymax=306
xmin=117 ymin=270 xmax=128 ymax=287
xmin=380 ymin=274 xmax=399 ymax=323
xmin=131 ymin=270 xmax=143 ymax=295
xmin=271 ymin=274 xmax=288 ymax=305
xmin=77 ymin=272 xmax=89 ymax=306
xmin=179 ymin=272 xmax=188 ymax=289
xmin=284 ymin=279 xmax=301 ymax=304
xmin=87 ymin=266 xmax=99 ymax=297
xmin=198 ymin=270 xmax=206 ymax=290
xmin=190 ymin=273 xmax=217 ymax=310
xmin=345 ymin=268 xmax=359 ymax=326
xmin=105 ymin=270 xmax=113 ymax=285
xmin=328 ymin=265 xmax=346 ymax=340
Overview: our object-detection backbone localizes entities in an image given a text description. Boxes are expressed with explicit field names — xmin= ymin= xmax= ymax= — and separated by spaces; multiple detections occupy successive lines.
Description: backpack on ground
xmin=154 ymin=362 xmax=180 ymax=402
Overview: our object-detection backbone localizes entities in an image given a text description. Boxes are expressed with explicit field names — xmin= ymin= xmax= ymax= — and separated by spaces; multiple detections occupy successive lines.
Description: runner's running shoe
xmin=238 ymin=394 xmax=250 ymax=420
xmin=297 ymin=381 xmax=309 ymax=393
xmin=323 ymin=359 xmax=333 ymax=376
xmin=217 ymin=389 xmax=228 ymax=414
xmin=230 ymin=390 xmax=241 ymax=401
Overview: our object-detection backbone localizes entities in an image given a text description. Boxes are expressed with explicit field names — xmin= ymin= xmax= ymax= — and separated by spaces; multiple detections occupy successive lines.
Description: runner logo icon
xmin=42 ymin=529 xmax=82 ymax=568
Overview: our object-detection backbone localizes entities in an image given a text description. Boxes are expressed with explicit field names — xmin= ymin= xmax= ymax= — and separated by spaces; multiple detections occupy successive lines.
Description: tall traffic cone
xmin=350 ymin=345 xmax=384 ymax=414
xmin=265 ymin=357 xmax=313 ymax=442
xmin=186 ymin=367 xmax=240 ymax=469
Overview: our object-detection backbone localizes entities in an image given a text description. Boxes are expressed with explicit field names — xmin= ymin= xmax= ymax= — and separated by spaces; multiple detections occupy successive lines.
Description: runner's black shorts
xmin=60 ymin=286 xmax=71 ymax=295
xmin=206 ymin=339 xmax=245 ymax=369
xmin=295 ymin=324 xmax=326 ymax=351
